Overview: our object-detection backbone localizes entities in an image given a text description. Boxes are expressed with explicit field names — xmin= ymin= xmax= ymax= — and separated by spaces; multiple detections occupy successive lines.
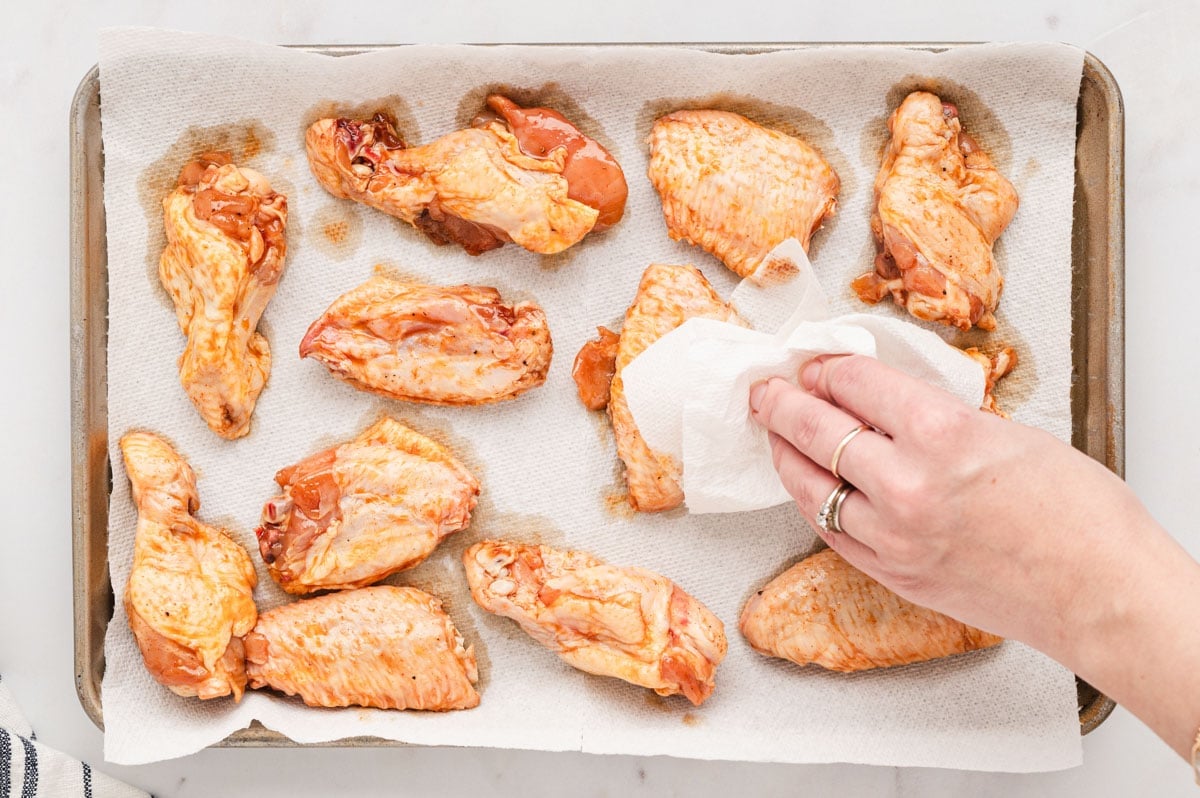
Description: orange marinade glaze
xmin=483 ymin=95 xmax=628 ymax=230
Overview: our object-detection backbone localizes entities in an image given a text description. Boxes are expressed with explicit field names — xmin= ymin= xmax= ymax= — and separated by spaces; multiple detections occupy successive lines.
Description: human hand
xmin=749 ymin=354 xmax=1156 ymax=655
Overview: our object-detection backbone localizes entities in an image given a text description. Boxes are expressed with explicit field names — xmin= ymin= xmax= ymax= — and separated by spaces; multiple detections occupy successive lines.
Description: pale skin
xmin=749 ymin=354 xmax=1200 ymax=760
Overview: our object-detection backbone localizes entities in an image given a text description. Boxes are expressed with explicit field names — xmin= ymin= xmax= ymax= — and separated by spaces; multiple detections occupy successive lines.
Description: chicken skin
xmin=574 ymin=264 xmax=739 ymax=511
xmin=962 ymin=345 xmax=1018 ymax=417
xmin=301 ymin=275 xmax=553 ymax=405
xmin=159 ymin=153 xmax=287 ymax=439
xmin=647 ymin=110 xmax=839 ymax=280
xmin=740 ymin=549 xmax=1001 ymax=672
xmin=464 ymin=541 xmax=726 ymax=706
xmin=852 ymin=92 xmax=1019 ymax=331
xmin=255 ymin=417 xmax=480 ymax=594
xmin=120 ymin=432 xmax=258 ymax=700
xmin=244 ymin=586 xmax=480 ymax=710
xmin=305 ymin=95 xmax=626 ymax=256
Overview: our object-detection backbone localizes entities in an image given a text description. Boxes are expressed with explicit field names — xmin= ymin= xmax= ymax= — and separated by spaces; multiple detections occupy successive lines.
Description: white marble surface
xmin=0 ymin=0 xmax=1196 ymax=794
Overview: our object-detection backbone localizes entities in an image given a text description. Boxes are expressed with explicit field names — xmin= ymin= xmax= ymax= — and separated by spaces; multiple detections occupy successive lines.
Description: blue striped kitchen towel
xmin=0 ymin=676 xmax=146 ymax=798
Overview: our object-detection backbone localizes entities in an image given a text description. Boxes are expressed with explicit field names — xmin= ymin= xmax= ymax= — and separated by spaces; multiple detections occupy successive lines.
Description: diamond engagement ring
xmin=816 ymin=480 xmax=855 ymax=534
xmin=829 ymin=424 xmax=870 ymax=481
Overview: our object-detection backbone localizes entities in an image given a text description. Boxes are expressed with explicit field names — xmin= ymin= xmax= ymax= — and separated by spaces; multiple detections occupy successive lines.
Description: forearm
xmin=1038 ymin=517 xmax=1200 ymax=758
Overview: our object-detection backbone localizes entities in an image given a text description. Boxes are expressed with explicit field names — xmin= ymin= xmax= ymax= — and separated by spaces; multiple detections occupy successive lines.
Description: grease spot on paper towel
xmin=638 ymin=93 xmax=852 ymax=264
xmin=308 ymin=202 xmax=364 ymax=261
xmin=138 ymin=120 xmax=278 ymax=311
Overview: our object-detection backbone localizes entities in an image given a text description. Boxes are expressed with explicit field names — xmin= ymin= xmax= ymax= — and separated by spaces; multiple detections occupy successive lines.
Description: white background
xmin=1 ymin=0 xmax=1196 ymax=795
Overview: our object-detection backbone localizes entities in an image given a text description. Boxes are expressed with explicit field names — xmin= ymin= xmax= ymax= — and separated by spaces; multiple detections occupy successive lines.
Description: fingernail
xmin=749 ymin=380 xmax=767 ymax=413
xmin=800 ymin=361 xmax=821 ymax=391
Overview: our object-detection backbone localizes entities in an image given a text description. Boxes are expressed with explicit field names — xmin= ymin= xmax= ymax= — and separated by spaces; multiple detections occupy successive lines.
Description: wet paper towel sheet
xmin=98 ymin=28 xmax=1084 ymax=768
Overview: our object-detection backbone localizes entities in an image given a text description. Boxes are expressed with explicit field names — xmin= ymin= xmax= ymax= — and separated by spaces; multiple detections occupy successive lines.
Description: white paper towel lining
xmin=98 ymin=28 xmax=1084 ymax=769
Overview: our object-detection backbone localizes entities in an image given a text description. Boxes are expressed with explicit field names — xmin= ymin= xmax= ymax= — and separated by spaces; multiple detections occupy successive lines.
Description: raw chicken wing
xmin=120 ymin=432 xmax=258 ymax=700
xmin=852 ymin=92 xmax=1018 ymax=331
xmin=647 ymin=110 xmax=839 ymax=279
xmin=464 ymin=541 xmax=726 ymax=705
xmin=159 ymin=153 xmax=287 ymax=438
xmin=256 ymin=417 xmax=480 ymax=594
xmin=306 ymin=95 xmax=626 ymax=256
xmin=301 ymin=275 xmax=553 ymax=405
xmin=740 ymin=549 xmax=1001 ymax=672
xmin=574 ymin=264 xmax=739 ymax=511
xmin=245 ymin=586 xmax=480 ymax=710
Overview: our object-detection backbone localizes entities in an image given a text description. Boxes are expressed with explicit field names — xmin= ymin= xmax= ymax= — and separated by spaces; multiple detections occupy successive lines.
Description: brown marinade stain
xmin=307 ymin=202 xmax=364 ymax=262
xmin=637 ymin=93 xmax=851 ymax=262
xmin=682 ymin=711 xmax=701 ymax=727
xmin=137 ymin=121 xmax=278 ymax=310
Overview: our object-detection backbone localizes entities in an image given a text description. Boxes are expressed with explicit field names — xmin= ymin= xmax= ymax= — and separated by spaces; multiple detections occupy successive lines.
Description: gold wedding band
xmin=829 ymin=424 xmax=870 ymax=481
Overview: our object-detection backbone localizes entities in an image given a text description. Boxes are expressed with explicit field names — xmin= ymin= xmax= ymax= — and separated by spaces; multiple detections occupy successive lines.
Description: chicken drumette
xmin=301 ymin=275 xmax=553 ymax=405
xmin=647 ymin=110 xmax=839 ymax=280
xmin=256 ymin=417 xmax=479 ymax=594
xmin=740 ymin=549 xmax=1001 ymax=672
xmin=245 ymin=586 xmax=480 ymax=710
xmin=573 ymin=264 xmax=739 ymax=511
xmin=120 ymin=432 xmax=258 ymax=700
xmin=159 ymin=153 xmax=287 ymax=439
xmin=852 ymin=92 xmax=1019 ymax=331
xmin=464 ymin=541 xmax=726 ymax=705
xmin=306 ymin=95 xmax=627 ymax=256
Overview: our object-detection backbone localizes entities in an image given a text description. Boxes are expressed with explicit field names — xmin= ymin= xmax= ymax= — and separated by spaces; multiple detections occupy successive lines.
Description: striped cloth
xmin=0 ymin=676 xmax=146 ymax=798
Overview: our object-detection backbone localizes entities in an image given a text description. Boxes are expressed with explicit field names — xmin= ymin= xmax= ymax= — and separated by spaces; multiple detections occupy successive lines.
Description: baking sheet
xmin=70 ymin=40 xmax=1123 ymax=758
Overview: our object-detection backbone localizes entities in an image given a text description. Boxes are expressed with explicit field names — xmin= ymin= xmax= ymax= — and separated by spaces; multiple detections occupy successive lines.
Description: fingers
xmin=752 ymin=377 xmax=895 ymax=495
xmin=768 ymin=432 xmax=885 ymax=554
xmin=799 ymin=354 xmax=962 ymax=440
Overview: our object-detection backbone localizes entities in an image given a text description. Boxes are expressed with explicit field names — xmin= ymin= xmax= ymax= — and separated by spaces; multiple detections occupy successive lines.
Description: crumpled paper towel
xmin=98 ymin=27 xmax=1085 ymax=770
xmin=622 ymin=239 xmax=985 ymax=513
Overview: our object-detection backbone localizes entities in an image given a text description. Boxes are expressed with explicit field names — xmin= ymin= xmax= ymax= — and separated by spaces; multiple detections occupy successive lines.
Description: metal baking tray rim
xmin=70 ymin=42 xmax=1124 ymax=745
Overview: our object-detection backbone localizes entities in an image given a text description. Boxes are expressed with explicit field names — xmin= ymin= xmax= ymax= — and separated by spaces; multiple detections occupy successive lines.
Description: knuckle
xmin=883 ymin=470 xmax=931 ymax=514
xmin=786 ymin=403 xmax=824 ymax=452
xmin=827 ymin=355 xmax=871 ymax=399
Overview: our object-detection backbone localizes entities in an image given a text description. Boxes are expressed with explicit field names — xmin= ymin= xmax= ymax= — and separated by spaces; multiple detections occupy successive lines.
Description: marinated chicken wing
xmin=255 ymin=417 xmax=479 ymax=594
xmin=962 ymin=345 xmax=1017 ymax=417
xmin=852 ymin=92 xmax=1019 ymax=331
xmin=647 ymin=110 xmax=839 ymax=279
xmin=300 ymin=275 xmax=552 ymax=405
xmin=740 ymin=549 xmax=1001 ymax=672
xmin=574 ymin=264 xmax=739 ymax=511
xmin=159 ymin=153 xmax=287 ymax=439
xmin=306 ymin=95 xmax=626 ymax=256
xmin=244 ymin=586 xmax=480 ymax=710
xmin=464 ymin=541 xmax=726 ymax=705
xmin=120 ymin=432 xmax=258 ymax=700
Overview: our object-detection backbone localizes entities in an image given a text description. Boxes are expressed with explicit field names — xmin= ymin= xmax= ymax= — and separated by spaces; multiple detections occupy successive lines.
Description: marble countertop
xmin=1 ymin=0 xmax=1196 ymax=795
